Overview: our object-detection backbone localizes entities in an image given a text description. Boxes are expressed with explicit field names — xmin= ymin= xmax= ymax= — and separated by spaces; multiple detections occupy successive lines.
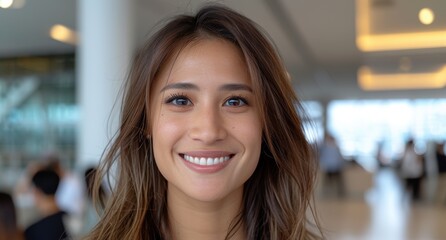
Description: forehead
xmin=179 ymin=37 xmax=243 ymax=61
xmin=155 ymin=38 xmax=250 ymax=84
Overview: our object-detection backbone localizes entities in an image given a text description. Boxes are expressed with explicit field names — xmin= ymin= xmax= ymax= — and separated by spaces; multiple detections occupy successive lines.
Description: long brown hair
xmin=86 ymin=4 xmax=322 ymax=240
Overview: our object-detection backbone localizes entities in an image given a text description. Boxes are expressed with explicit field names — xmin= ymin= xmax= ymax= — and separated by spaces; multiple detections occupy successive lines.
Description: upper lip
xmin=180 ymin=151 xmax=234 ymax=158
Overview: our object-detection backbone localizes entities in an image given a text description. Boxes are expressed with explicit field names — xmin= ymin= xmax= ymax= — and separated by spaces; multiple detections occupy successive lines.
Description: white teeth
xmin=183 ymin=154 xmax=231 ymax=166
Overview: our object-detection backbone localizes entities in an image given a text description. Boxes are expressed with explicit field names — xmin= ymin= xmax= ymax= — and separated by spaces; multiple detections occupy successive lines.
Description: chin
xmin=188 ymin=184 xmax=243 ymax=204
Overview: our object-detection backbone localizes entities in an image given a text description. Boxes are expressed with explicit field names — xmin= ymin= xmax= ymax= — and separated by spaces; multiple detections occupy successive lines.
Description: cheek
xmin=235 ymin=121 xmax=262 ymax=181
xmin=147 ymin=115 xmax=183 ymax=157
xmin=152 ymin=114 xmax=185 ymax=149
xmin=230 ymin=115 xmax=263 ymax=153
xmin=151 ymin=116 xmax=185 ymax=176
xmin=153 ymin=117 xmax=182 ymax=137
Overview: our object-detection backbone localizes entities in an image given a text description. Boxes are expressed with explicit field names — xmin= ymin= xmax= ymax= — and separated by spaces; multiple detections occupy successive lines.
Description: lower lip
xmin=181 ymin=157 xmax=231 ymax=174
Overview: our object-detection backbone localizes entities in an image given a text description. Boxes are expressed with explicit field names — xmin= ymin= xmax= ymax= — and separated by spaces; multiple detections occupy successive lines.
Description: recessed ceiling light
xmin=419 ymin=8 xmax=435 ymax=25
xmin=0 ymin=0 xmax=13 ymax=8
xmin=356 ymin=0 xmax=446 ymax=51
xmin=50 ymin=24 xmax=78 ymax=45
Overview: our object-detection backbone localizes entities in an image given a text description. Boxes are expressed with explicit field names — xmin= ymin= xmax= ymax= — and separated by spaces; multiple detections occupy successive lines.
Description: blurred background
xmin=0 ymin=0 xmax=445 ymax=239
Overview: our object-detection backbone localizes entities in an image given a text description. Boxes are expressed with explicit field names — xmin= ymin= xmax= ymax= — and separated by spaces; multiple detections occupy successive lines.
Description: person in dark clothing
xmin=436 ymin=142 xmax=446 ymax=173
xmin=24 ymin=169 xmax=69 ymax=240
xmin=435 ymin=142 xmax=446 ymax=204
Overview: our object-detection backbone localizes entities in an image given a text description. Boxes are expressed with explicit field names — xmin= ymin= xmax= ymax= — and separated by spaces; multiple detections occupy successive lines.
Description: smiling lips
xmin=183 ymin=154 xmax=231 ymax=166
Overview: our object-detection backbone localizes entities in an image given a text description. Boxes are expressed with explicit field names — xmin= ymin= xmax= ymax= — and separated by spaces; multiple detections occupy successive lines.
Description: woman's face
xmin=150 ymin=38 xmax=262 ymax=203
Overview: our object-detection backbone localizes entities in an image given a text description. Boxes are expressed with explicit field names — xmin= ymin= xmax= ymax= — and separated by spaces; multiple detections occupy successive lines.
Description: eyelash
xmin=164 ymin=93 xmax=249 ymax=106
xmin=224 ymin=95 xmax=249 ymax=106
xmin=165 ymin=93 xmax=190 ymax=105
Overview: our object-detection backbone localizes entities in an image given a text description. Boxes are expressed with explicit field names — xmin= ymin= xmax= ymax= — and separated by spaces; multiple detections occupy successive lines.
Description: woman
xmin=86 ymin=4 xmax=322 ymax=240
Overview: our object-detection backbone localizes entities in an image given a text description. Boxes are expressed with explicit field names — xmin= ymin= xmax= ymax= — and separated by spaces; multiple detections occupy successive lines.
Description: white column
xmin=76 ymin=0 xmax=135 ymax=168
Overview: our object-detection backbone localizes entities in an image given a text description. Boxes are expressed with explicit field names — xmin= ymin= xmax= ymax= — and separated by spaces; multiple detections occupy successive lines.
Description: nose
xmin=188 ymin=105 xmax=227 ymax=144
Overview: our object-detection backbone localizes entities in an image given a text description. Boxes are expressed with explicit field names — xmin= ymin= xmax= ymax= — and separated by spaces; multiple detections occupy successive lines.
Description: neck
xmin=37 ymin=196 xmax=60 ymax=216
xmin=167 ymin=186 xmax=246 ymax=240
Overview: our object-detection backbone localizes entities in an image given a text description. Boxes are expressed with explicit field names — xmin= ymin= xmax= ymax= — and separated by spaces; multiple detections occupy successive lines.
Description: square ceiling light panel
xmin=356 ymin=0 xmax=446 ymax=51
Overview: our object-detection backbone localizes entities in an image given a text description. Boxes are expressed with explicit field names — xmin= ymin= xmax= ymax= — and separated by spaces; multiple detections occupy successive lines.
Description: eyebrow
xmin=219 ymin=83 xmax=253 ymax=92
xmin=160 ymin=82 xmax=253 ymax=92
xmin=160 ymin=82 xmax=198 ymax=92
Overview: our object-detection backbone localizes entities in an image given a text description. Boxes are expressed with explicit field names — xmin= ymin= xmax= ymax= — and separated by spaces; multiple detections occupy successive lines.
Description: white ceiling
xmin=1 ymin=0 xmax=445 ymax=101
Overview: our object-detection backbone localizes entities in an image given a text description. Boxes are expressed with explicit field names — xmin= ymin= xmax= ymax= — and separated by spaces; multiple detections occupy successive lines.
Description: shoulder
xmin=25 ymin=212 xmax=69 ymax=239
xmin=26 ymin=211 xmax=67 ymax=231
xmin=24 ymin=220 xmax=45 ymax=239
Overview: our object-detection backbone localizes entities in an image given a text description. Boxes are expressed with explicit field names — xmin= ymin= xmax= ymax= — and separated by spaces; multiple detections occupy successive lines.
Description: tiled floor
xmin=316 ymin=168 xmax=446 ymax=240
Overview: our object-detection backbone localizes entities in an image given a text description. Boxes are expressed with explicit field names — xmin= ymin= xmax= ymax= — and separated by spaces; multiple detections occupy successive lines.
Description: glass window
xmin=0 ymin=55 xmax=77 ymax=174
xmin=327 ymin=99 xmax=446 ymax=171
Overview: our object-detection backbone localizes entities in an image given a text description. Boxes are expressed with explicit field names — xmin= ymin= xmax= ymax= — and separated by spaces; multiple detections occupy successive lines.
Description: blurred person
xmin=435 ymin=141 xmax=446 ymax=204
xmin=318 ymin=132 xmax=346 ymax=198
xmin=376 ymin=140 xmax=390 ymax=168
xmin=15 ymin=154 xmax=85 ymax=215
xmin=24 ymin=169 xmax=70 ymax=240
xmin=45 ymin=154 xmax=85 ymax=218
xmin=84 ymin=4 xmax=323 ymax=240
xmin=13 ymin=161 xmax=47 ymax=229
xmin=45 ymin=154 xmax=86 ymax=236
xmin=0 ymin=191 xmax=23 ymax=240
xmin=400 ymin=139 xmax=424 ymax=201
xmin=14 ymin=154 xmax=85 ymax=235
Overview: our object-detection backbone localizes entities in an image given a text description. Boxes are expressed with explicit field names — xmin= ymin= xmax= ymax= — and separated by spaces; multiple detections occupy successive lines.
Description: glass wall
xmin=327 ymin=99 xmax=446 ymax=171
xmin=0 ymin=55 xmax=77 ymax=188
xmin=301 ymin=101 xmax=324 ymax=144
